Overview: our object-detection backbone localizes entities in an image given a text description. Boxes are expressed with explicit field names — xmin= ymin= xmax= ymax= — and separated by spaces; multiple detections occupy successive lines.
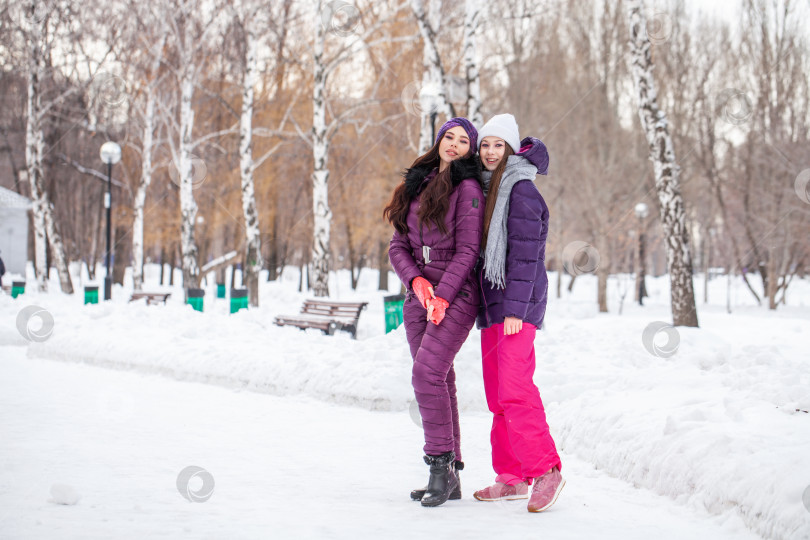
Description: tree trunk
xmin=133 ymin=92 xmax=154 ymax=291
xmin=169 ymin=246 xmax=177 ymax=286
xmin=179 ymin=71 xmax=200 ymax=291
xmin=702 ymin=231 xmax=710 ymax=304
xmin=239 ymin=21 xmax=263 ymax=307
xmin=412 ymin=0 xmax=454 ymax=153
xmin=24 ymin=5 xmax=48 ymax=292
xmin=627 ymin=0 xmax=698 ymax=327
xmin=43 ymin=204 xmax=74 ymax=293
xmin=463 ymin=0 xmax=483 ymax=126
xmin=159 ymin=248 xmax=166 ymax=285
xmin=88 ymin=187 xmax=102 ymax=281
xmin=23 ymin=1 xmax=74 ymax=295
xmin=266 ymin=215 xmax=279 ymax=281
xmin=555 ymin=207 xmax=564 ymax=299
xmin=311 ymin=7 xmax=331 ymax=297
xmin=45 ymin=235 xmax=51 ymax=282
xmin=344 ymin=219 xmax=363 ymax=290
xmin=767 ymin=256 xmax=778 ymax=310
xmin=113 ymin=224 xmax=128 ymax=286
xmin=633 ymin=231 xmax=640 ymax=303
xmin=132 ymin=32 xmax=164 ymax=291
xmin=597 ymin=268 xmax=608 ymax=313
xmin=266 ymin=250 xmax=278 ymax=281
xmin=378 ymin=240 xmax=389 ymax=291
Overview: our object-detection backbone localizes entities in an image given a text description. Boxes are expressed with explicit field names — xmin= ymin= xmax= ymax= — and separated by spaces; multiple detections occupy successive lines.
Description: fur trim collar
xmin=403 ymin=155 xmax=482 ymax=199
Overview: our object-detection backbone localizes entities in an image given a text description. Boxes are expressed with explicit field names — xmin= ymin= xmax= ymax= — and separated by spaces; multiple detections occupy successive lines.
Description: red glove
xmin=411 ymin=277 xmax=435 ymax=309
xmin=426 ymin=297 xmax=450 ymax=325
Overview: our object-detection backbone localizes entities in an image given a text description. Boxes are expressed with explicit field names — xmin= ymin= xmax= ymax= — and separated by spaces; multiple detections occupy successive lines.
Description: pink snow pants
xmin=481 ymin=322 xmax=561 ymax=485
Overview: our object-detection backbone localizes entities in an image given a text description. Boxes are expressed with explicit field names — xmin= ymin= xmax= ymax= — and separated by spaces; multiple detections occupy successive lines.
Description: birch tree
xmin=309 ymin=0 xmax=407 ymax=296
xmin=311 ymin=2 xmax=332 ymax=297
xmin=161 ymin=0 xmax=227 ymax=291
xmin=128 ymin=13 xmax=168 ymax=291
xmin=23 ymin=3 xmax=49 ymax=291
xmin=229 ymin=0 xmax=297 ymax=305
xmin=21 ymin=0 xmax=88 ymax=294
xmin=237 ymin=13 xmax=263 ymax=306
xmin=463 ymin=0 xmax=483 ymax=126
xmin=411 ymin=0 xmax=454 ymax=152
xmin=627 ymin=0 xmax=698 ymax=327
xmin=175 ymin=9 xmax=201 ymax=291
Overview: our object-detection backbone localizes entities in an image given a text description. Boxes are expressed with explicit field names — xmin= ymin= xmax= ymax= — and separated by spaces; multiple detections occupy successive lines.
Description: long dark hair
xmin=383 ymin=138 xmax=470 ymax=235
xmin=481 ymin=145 xmax=515 ymax=250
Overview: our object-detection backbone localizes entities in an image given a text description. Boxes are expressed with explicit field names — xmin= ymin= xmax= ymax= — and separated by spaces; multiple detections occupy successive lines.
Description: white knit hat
xmin=477 ymin=114 xmax=520 ymax=153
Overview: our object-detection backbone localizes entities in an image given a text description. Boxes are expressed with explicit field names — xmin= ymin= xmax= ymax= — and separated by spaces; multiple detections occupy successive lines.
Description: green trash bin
xmin=230 ymin=288 xmax=248 ymax=314
xmin=384 ymin=294 xmax=405 ymax=333
xmin=11 ymin=281 xmax=25 ymax=298
xmin=187 ymin=288 xmax=205 ymax=312
xmin=216 ymin=283 xmax=226 ymax=299
xmin=84 ymin=286 xmax=99 ymax=305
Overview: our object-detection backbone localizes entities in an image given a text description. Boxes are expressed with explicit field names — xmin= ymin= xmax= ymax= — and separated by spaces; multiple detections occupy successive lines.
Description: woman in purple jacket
xmin=471 ymin=114 xmax=565 ymax=513
xmin=384 ymin=118 xmax=484 ymax=507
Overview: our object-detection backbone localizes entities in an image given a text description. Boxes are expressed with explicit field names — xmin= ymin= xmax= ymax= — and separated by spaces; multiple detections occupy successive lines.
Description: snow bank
xmin=2 ymin=266 xmax=809 ymax=539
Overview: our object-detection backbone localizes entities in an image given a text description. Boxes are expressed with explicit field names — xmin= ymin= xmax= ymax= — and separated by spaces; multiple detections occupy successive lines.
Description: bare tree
xmin=124 ymin=5 xmax=169 ymax=291
xmin=627 ymin=0 xmax=698 ymax=326
xmin=733 ymin=0 xmax=810 ymax=309
xmin=463 ymin=0 xmax=483 ymax=126
xmin=308 ymin=0 xmax=407 ymax=296
xmin=231 ymin=0 xmax=266 ymax=306
xmin=411 ymin=0 xmax=455 ymax=152
xmin=19 ymin=0 xmax=112 ymax=293
xmin=160 ymin=0 xmax=229 ymax=292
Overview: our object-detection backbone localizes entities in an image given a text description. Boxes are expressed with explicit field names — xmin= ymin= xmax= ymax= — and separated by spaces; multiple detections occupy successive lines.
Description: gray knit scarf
xmin=481 ymin=154 xmax=539 ymax=289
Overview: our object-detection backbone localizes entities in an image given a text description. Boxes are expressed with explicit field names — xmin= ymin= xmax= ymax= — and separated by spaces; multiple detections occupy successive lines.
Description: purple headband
xmin=435 ymin=117 xmax=478 ymax=153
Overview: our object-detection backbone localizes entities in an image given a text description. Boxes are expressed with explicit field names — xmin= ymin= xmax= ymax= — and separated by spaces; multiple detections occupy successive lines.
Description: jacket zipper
xmin=479 ymin=264 xmax=491 ymax=327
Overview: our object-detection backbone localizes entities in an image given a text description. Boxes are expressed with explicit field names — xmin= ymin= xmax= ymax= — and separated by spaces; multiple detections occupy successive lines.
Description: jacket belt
xmin=415 ymin=246 xmax=455 ymax=263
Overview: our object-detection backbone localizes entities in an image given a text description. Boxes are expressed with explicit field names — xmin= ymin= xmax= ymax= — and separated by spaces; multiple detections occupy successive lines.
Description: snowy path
xmin=0 ymin=346 xmax=759 ymax=540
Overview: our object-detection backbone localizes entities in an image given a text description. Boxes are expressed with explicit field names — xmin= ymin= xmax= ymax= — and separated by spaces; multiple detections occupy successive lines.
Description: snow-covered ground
xmin=0 ymin=347 xmax=763 ymax=540
xmin=1 ymin=264 xmax=809 ymax=539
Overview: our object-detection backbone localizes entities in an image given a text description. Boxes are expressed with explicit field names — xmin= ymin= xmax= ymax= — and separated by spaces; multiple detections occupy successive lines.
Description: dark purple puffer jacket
xmin=477 ymin=137 xmax=550 ymax=330
xmin=389 ymin=156 xmax=484 ymax=313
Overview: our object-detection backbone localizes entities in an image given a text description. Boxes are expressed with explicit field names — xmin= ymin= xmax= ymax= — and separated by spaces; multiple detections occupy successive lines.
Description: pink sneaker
xmin=527 ymin=467 xmax=565 ymax=512
xmin=473 ymin=481 xmax=529 ymax=501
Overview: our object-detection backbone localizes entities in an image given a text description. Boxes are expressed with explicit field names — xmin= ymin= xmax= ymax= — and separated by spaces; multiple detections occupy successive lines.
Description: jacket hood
xmin=516 ymin=137 xmax=549 ymax=175
xmin=404 ymin=154 xmax=482 ymax=199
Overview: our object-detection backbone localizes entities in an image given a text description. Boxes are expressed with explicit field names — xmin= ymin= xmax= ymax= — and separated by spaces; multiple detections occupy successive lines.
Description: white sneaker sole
xmin=473 ymin=492 xmax=529 ymax=502
xmin=527 ymin=478 xmax=566 ymax=513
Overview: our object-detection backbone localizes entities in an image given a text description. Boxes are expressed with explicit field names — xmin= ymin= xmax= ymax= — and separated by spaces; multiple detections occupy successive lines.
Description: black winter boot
xmin=420 ymin=452 xmax=459 ymax=507
xmin=410 ymin=461 xmax=463 ymax=501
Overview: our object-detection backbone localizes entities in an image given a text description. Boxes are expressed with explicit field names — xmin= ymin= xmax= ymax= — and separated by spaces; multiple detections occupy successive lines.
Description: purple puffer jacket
xmin=477 ymin=137 xmax=550 ymax=330
xmin=389 ymin=156 xmax=484 ymax=313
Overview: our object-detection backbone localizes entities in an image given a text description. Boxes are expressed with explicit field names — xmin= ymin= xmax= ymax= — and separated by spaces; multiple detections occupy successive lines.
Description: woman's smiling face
xmin=438 ymin=126 xmax=471 ymax=166
xmin=480 ymin=136 xmax=507 ymax=171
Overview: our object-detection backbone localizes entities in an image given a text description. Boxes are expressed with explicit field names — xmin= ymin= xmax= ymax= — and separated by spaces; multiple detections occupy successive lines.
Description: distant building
xmin=0 ymin=185 xmax=32 ymax=276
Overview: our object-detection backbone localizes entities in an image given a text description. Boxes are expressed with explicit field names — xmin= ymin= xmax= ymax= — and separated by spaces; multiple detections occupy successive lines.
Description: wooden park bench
xmin=274 ymin=299 xmax=368 ymax=339
xmin=128 ymin=291 xmax=172 ymax=305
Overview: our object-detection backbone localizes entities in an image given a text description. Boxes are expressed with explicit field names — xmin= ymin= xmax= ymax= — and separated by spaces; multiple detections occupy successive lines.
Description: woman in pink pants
xmin=473 ymin=114 xmax=564 ymax=513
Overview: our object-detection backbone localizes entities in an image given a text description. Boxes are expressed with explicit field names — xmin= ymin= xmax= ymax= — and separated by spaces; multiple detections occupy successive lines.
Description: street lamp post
xmin=100 ymin=141 xmax=121 ymax=301
xmin=634 ymin=202 xmax=649 ymax=306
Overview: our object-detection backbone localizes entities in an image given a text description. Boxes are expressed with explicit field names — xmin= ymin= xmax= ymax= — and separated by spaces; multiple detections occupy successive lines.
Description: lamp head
xmin=418 ymin=82 xmax=441 ymax=114
xmin=100 ymin=141 xmax=122 ymax=165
